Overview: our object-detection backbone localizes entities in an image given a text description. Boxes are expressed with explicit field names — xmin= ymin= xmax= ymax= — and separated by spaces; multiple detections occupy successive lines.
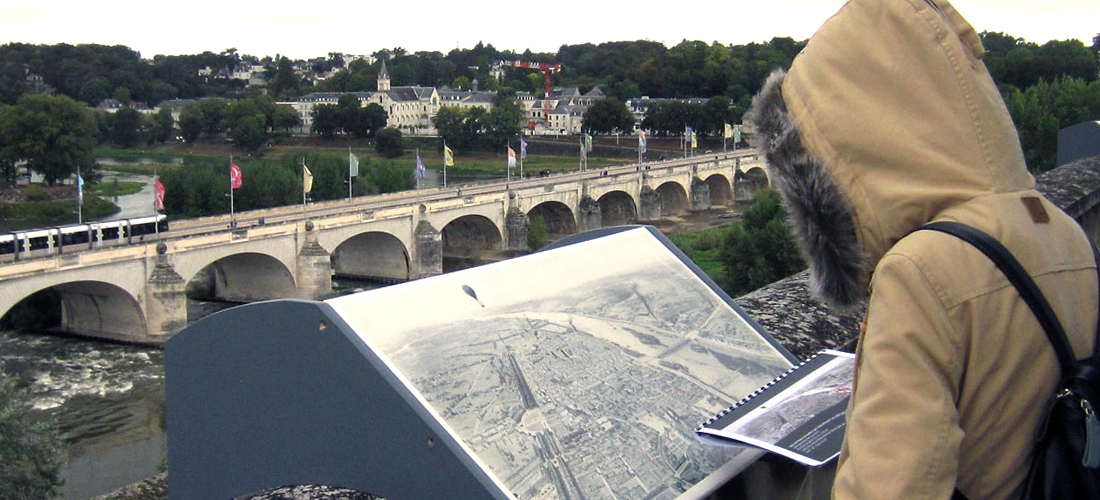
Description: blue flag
xmin=416 ymin=153 xmax=426 ymax=179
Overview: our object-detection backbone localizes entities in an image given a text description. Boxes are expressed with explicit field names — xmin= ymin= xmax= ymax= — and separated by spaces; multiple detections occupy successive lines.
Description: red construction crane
xmin=499 ymin=60 xmax=562 ymax=122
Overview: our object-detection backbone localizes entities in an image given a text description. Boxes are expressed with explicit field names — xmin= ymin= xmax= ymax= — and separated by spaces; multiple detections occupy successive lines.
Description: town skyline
xmin=1 ymin=0 xmax=1097 ymax=62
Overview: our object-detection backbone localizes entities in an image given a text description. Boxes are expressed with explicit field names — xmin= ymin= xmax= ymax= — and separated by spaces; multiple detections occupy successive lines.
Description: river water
xmin=1 ymin=285 xmax=382 ymax=498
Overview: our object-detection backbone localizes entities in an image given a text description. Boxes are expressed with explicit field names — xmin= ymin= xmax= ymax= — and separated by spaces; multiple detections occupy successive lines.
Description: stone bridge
xmin=0 ymin=151 xmax=770 ymax=341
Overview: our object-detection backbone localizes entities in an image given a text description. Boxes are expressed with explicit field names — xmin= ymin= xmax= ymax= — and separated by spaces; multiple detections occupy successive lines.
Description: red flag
xmin=230 ymin=162 xmax=242 ymax=189
xmin=154 ymin=178 xmax=166 ymax=210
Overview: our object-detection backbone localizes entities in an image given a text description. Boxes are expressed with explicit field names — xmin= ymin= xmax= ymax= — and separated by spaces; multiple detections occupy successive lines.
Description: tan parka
xmin=746 ymin=0 xmax=1099 ymax=499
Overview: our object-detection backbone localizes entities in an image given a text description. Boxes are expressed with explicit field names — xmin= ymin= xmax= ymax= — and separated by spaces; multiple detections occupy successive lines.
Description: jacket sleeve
xmin=833 ymin=253 xmax=966 ymax=500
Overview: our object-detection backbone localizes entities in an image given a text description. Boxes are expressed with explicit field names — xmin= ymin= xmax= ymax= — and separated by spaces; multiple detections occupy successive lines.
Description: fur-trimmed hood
xmin=746 ymin=0 xmax=1034 ymax=310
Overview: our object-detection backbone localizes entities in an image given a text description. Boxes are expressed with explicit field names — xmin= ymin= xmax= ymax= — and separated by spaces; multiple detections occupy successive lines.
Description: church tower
xmin=377 ymin=59 xmax=391 ymax=92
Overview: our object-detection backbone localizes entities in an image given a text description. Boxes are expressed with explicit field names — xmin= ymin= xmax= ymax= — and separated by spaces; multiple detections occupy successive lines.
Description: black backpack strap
xmin=917 ymin=221 xmax=1077 ymax=376
xmin=1093 ymin=244 xmax=1100 ymax=356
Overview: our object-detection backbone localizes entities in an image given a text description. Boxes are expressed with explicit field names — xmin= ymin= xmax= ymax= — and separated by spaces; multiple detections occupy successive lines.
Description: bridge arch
xmin=654 ymin=182 xmax=689 ymax=216
xmin=597 ymin=191 xmax=637 ymax=226
xmin=440 ymin=215 xmax=504 ymax=254
xmin=1 ymin=281 xmax=145 ymax=338
xmin=188 ymin=252 xmax=297 ymax=303
xmin=527 ymin=201 xmax=577 ymax=238
xmin=704 ymin=174 xmax=734 ymax=206
xmin=332 ymin=231 xmax=411 ymax=282
xmin=735 ymin=167 xmax=770 ymax=202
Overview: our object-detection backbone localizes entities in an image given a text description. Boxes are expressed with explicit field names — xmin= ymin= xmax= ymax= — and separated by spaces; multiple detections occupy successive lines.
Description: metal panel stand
xmin=166 ymin=299 xmax=510 ymax=500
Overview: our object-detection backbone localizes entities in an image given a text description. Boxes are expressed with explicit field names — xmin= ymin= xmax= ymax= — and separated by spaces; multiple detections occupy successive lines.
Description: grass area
xmin=93 ymin=146 xmax=182 ymax=161
xmin=89 ymin=180 xmax=144 ymax=197
xmin=667 ymin=225 xmax=732 ymax=283
xmin=0 ymin=197 xmax=120 ymax=232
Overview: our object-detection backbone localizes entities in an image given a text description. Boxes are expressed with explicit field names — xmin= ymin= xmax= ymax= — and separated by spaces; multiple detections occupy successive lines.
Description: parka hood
xmin=747 ymin=0 xmax=1033 ymax=310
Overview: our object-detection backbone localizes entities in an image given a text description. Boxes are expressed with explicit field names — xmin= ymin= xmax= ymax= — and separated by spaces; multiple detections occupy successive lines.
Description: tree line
xmin=0 ymin=32 xmax=1097 ymax=174
xmin=160 ymin=153 xmax=415 ymax=218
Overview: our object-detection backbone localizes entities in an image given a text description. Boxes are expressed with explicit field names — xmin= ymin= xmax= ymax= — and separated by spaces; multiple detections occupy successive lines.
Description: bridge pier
xmin=145 ymin=250 xmax=188 ymax=337
xmin=296 ymin=223 xmax=332 ymax=300
xmin=691 ymin=178 xmax=711 ymax=211
xmin=734 ymin=176 xmax=756 ymax=203
xmin=505 ymin=207 xmax=530 ymax=251
xmin=578 ymin=196 xmax=602 ymax=232
xmin=639 ymin=186 xmax=661 ymax=221
xmin=414 ymin=219 xmax=442 ymax=278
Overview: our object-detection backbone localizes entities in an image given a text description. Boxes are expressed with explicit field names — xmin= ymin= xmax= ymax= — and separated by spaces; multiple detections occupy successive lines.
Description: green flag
xmin=349 ymin=151 xmax=360 ymax=177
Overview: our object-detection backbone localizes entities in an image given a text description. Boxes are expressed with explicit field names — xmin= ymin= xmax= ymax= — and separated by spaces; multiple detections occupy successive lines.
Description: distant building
xmin=278 ymin=58 xmax=621 ymax=136
xmin=24 ymin=72 xmax=54 ymax=95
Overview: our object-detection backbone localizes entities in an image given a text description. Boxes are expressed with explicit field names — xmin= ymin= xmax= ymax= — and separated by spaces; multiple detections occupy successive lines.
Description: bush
xmin=527 ymin=216 xmax=548 ymax=250
xmin=23 ymin=185 xmax=46 ymax=202
xmin=718 ymin=190 xmax=806 ymax=296
xmin=375 ymin=128 xmax=404 ymax=159
xmin=0 ymin=374 xmax=64 ymax=499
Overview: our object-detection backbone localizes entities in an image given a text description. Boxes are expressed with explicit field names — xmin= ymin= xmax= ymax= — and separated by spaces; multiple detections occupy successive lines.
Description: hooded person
xmin=745 ymin=0 xmax=1098 ymax=498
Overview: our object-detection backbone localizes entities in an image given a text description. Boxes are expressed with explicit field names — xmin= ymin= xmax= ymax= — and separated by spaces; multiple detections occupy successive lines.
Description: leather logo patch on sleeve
xmin=1021 ymin=196 xmax=1050 ymax=224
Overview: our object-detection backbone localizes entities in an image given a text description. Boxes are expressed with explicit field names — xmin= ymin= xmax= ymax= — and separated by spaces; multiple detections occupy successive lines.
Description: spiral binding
xmin=695 ymin=351 xmax=826 ymax=432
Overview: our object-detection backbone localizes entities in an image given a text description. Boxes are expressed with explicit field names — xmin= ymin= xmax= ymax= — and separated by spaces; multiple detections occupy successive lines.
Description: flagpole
xmin=301 ymin=157 xmax=306 ymax=212
xmin=506 ymin=142 xmax=511 ymax=186
xmin=154 ymin=168 xmax=159 ymax=237
xmin=442 ymin=141 xmax=448 ymax=188
xmin=76 ymin=165 xmax=82 ymax=224
xmin=578 ymin=135 xmax=583 ymax=172
xmin=683 ymin=125 xmax=687 ymax=159
xmin=229 ymin=156 xmax=235 ymax=227
xmin=347 ymin=146 xmax=352 ymax=202
xmin=518 ymin=136 xmax=524 ymax=180
xmin=416 ymin=147 xmax=421 ymax=206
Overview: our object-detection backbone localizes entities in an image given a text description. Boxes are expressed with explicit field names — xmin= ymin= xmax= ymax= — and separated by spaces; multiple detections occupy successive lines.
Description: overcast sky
xmin=1 ymin=0 xmax=1096 ymax=61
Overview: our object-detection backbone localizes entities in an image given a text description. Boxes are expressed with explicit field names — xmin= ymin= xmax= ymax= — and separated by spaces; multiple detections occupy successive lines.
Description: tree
xmin=375 ymin=127 xmax=404 ymax=158
xmin=702 ymin=96 xmax=738 ymax=136
xmin=310 ymin=104 xmax=340 ymax=138
xmin=268 ymin=56 xmax=301 ymax=99
xmin=109 ymin=106 xmax=144 ymax=148
xmin=718 ymin=190 xmax=805 ymax=295
xmin=271 ymin=104 xmax=302 ymax=135
xmin=229 ymin=114 xmax=266 ymax=151
xmin=361 ymin=103 xmax=388 ymax=137
xmin=337 ymin=94 xmax=364 ymax=137
xmin=224 ymin=99 xmax=268 ymax=150
xmin=177 ymin=104 xmax=203 ymax=143
xmin=1004 ymin=76 xmax=1100 ymax=173
xmin=0 ymin=93 xmax=98 ymax=185
xmin=582 ymin=97 xmax=635 ymax=135
xmin=197 ymin=98 xmax=227 ymax=135
xmin=150 ymin=106 xmax=175 ymax=144
xmin=452 ymin=76 xmax=471 ymax=90
xmin=528 ymin=216 xmax=548 ymax=250
xmin=433 ymin=106 xmax=482 ymax=152
xmin=0 ymin=374 xmax=64 ymax=499
xmin=483 ymin=97 xmax=524 ymax=148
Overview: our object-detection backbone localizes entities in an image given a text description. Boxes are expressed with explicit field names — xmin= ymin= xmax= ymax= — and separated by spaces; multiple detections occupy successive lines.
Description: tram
xmin=0 ymin=214 xmax=168 ymax=261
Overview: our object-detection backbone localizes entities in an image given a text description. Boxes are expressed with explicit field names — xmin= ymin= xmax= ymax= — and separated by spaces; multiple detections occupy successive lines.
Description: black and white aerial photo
xmin=329 ymin=227 xmax=794 ymax=499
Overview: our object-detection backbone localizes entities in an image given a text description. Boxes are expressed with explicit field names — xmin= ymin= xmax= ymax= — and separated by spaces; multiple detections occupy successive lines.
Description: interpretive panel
xmin=327 ymin=225 xmax=795 ymax=499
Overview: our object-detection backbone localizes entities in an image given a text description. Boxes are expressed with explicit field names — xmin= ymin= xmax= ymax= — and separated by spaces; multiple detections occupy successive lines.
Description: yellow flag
xmin=444 ymin=146 xmax=454 ymax=167
xmin=724 ymin=123 xmax=733 ymax=139
xmin=691 ymin=131 xmax=697 ymax=148
xmin=303 ymin=165 xmax=313 ymax=194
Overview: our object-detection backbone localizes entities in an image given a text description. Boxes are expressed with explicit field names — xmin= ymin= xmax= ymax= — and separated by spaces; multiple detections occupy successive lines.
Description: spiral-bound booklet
xmin=695 ymin=349 xmax=855 ymax=467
